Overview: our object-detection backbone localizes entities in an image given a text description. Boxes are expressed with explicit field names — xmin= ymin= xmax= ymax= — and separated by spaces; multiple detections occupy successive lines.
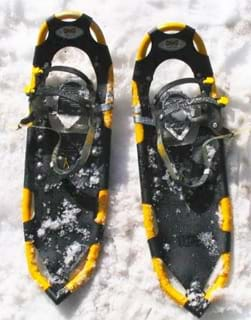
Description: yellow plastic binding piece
xmin=203 ymin=77 xmax=215 ymax=85
xmin=152 ymin=257 xmax=188 ymax=305
xmin=24 ymin=67 xmax=43 ymax=94
xmin=217 ymin=96 xmax=229 ymax=106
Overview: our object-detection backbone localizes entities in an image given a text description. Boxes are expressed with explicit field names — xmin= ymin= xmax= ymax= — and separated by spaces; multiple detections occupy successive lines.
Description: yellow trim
xmin=103 ymin=110 xmax=112 ymax=129
xmin=205 ymin=253 xmax=231 ymax=301
xmin=193 ymin=32 xmax=207 ymax=55
xmin=95 ymin=190 xmax=109 ymax=225
xmin=103 ymin=65 xmax=114 ymax=129
xmin=142 ymin=204 xmax=157 ymax=239
xmin=24 ymin=67 xmax=43 ymax=94
xmin=90 ymin=21 xmax=106 ymax=45
xmin=37 ymin=21 xmax=49 ymax=46
xmin=25 ymin=241 xmax=102 ymax=294
xmin=131 ymin=80 xmax=140 ymax=107
xmin=217 ymin=96 xmax=229 ymax=106
xmin=158 ymin=22 xmax=186 ymax=33
xmin=135 ymin=123 xmax=144 ymax=144
xmin=136 ymin=33 xmax=151 ymax=61
xmin=219 ymin=197 xmax=233 ymax=232
xmin=55 ymin=10 xmax=82 ymax=20
xmin=66 ymin=243 xmax=101 ymax=292
xmin=25 ymin=241 xmax=51 ymax=290
xmin=152 ymin=258 xmax=188 ymax=305
xmin=22 ymin=188 xmax=33 ymax=222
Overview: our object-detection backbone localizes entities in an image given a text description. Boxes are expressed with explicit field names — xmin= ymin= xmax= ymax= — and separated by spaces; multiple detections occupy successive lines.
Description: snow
xmin=186 ymin=281 xmax=208 ymax=311
xmin=1 ymin=0 xmax=251 ymax=319
xmin=163 ymin=243 xmax=170 ymax=252
xmin=197 ymin=232 xmax=219 ymax=257
xmin=64 ymin=241 xmax=82 ymax=267
xmin=37 ymin=199 xmax=81 ymax=237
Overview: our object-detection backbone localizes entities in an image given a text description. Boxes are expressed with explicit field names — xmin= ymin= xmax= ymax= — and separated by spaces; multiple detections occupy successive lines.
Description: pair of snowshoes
xmin=21 ymin=12 xmax=232 ymax=318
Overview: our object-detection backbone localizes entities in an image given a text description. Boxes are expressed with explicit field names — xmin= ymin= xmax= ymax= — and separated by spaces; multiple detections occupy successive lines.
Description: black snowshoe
xmin=21 ymin=11 xmax=113 ymax=304
xmin=132 ymin=22 xmax=232 ymax=317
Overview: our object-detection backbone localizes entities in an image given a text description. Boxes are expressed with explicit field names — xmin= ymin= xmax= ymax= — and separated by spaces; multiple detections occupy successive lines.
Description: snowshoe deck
xmin=22 ymin=11 xmax=113 ymax=304
xmin=132 ymin=23 xmax=232 ymax=317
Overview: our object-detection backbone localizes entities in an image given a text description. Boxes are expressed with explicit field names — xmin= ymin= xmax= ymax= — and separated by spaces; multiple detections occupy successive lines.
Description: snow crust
xmin=1 ymin=0 xmax=251 ymax=319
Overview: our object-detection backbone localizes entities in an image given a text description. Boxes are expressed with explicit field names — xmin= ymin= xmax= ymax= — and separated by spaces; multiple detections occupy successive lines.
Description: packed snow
xmin=1 ymin=0 xmax=251 ymax=319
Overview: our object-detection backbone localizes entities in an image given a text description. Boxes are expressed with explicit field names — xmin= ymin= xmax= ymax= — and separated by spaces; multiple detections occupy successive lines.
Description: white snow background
xmin=0 ymin=0 xmax=251 ymax=319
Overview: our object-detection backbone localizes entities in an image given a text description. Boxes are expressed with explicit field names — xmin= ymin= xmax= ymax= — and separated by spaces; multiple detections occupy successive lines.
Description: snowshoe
xmin=21 ymin=11 xmax=113 ymax=304
xmin=132 ymin=23 xmax=232 ymax=317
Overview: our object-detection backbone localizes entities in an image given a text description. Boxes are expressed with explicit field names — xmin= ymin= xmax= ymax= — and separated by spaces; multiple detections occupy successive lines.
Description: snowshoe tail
xmin=132 ymin=22 xmax=232 ymax=317
xmin=22 ymin=11 xmax=113 ymax=304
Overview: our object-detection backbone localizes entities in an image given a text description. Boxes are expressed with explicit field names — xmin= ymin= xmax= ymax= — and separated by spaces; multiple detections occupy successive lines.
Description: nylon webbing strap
xmin=134 ymin=115 xmax=155 ymax=126
xmin=25 ymin=65 xmax=97 ymax=177
xmin=157 ymin=128 xmax=233 ymax=188
xmin=154 ymin=79 xmax=225 ymax=188
xmin=51 ymin=124 xmax=95 ymax=176
xmin=157 ymin=131 xmax=210 ymax=188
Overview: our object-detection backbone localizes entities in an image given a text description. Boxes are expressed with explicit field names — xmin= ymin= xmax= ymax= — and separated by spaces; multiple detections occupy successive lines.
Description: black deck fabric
xmin=149 ymin=127 xmax=228 ymax=289
xmin=24 ymin=124 xmax=106 ymax=283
